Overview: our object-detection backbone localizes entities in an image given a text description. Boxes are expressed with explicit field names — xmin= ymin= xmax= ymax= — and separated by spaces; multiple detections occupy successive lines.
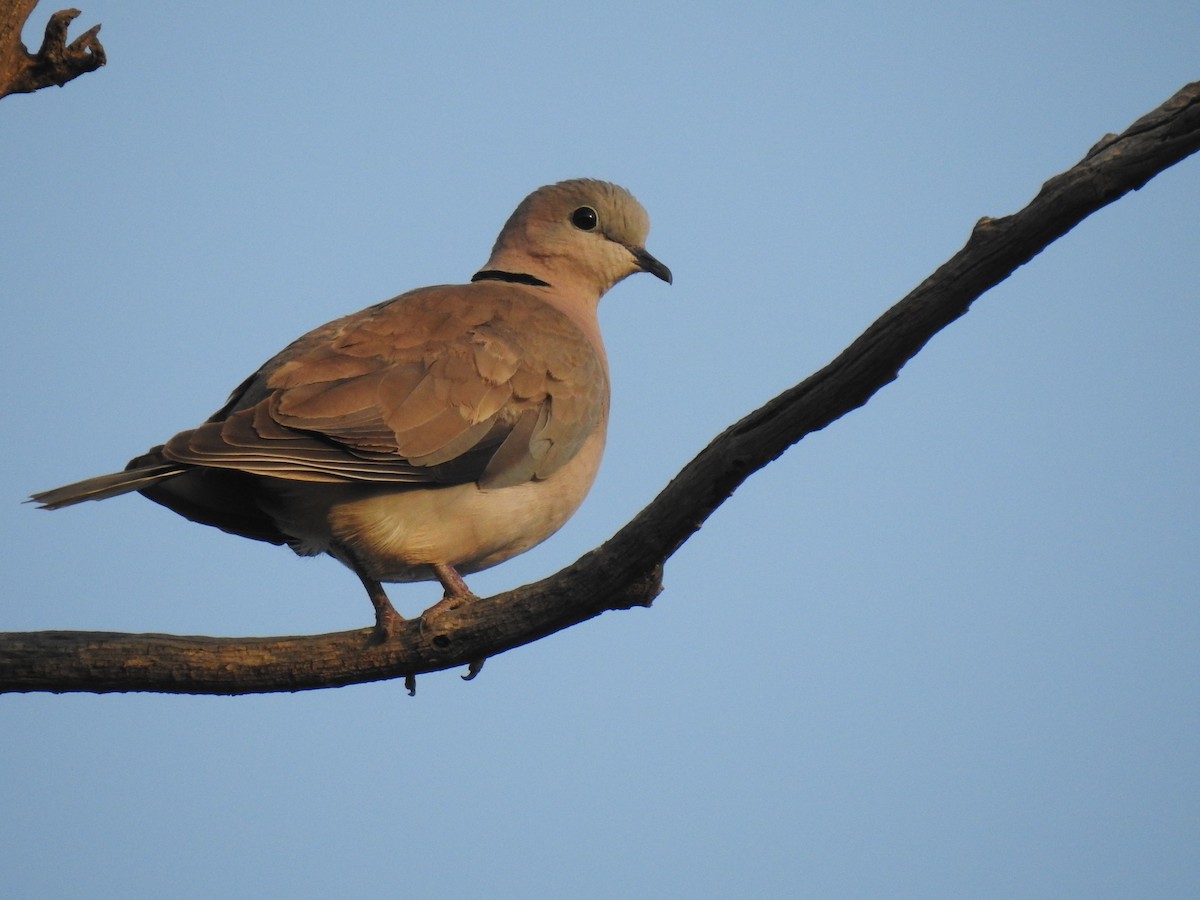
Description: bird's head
xmin=480 ymin=179 xmax=671 ymax=300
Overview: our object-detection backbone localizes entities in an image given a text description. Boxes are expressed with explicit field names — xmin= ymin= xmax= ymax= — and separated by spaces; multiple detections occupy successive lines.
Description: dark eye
xmin=570 ymin=206 xmax=598 ymax=231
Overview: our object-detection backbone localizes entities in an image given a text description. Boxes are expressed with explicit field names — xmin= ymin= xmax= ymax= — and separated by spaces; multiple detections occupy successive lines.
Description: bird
xmin=30 ymin=178 xmax=671 ymax=639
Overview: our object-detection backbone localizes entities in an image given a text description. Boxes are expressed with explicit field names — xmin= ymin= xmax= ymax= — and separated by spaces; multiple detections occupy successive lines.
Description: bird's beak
xmin=629 ymin=245 xmax=673 ymax=284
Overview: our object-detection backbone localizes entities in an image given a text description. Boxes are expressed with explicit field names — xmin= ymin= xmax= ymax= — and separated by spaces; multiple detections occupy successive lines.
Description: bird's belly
xmin=333 ymin=475 xmax=590 ymax=582
xmin=261 ymin=431 xmax=604 ymax=584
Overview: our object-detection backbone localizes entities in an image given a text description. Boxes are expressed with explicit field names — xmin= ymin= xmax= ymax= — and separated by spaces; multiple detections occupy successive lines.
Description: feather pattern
xmin=158 ymin=285 xmax=608 ymax=488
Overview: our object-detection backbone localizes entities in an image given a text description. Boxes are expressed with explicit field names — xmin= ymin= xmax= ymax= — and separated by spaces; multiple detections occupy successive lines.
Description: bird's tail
xmin=29 ymin=464 xmax=186 ymax=510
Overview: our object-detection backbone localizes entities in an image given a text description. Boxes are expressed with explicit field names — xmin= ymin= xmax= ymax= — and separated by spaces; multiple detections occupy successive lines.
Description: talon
xmin=462 ymin=658 xmax=486 ymax=681
xmin=404 ymin=674 xmax=416 ymax=696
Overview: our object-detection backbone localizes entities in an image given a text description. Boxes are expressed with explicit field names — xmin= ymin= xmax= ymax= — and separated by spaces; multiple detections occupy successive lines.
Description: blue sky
xmin=3 ymin=3 xmax=1197 ymax=897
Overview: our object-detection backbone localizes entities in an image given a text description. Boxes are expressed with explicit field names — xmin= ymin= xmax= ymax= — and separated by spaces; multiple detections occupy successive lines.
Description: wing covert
xmin=161 ymin=284 xmax=608 ymax=490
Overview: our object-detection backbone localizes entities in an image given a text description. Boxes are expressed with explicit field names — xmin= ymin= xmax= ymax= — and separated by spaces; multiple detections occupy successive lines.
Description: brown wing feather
xmin=160 ymin=283 xmax=607 ymax=489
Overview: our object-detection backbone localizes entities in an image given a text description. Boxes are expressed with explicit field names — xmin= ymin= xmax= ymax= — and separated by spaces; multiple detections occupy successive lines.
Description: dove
xmin=31 ymin=179 xmax=671 ymax=638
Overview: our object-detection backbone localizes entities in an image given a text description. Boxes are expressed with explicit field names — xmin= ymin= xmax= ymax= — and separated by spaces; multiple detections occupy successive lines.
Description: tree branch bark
xmin=0 ymin=1 xmax=104 ymax=100
xmin=3 ymin=81 xmax=1198 ymax=696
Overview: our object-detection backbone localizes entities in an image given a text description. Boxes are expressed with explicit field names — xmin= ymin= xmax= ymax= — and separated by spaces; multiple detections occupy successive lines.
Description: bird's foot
xmin=418 ymin=590 xmax=479 ymax=637
xmin=373 ymin=605 xmax=406 ymax=643
xmin=419 ymin=562 xmax=479 ymax=630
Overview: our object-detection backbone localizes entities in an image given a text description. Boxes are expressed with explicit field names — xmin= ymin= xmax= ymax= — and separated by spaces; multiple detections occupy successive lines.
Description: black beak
xmin=629 ymin=245 xmax=673 ymax=284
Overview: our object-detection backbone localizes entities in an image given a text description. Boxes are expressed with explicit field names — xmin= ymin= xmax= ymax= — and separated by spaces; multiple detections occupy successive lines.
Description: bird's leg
xmin=433 ymin=562 xmax=475 ymax=600
xmin=422 ymin=562 xmax=479 ymax=619
xmin=355 ymin=569 xmax=404 ymax=642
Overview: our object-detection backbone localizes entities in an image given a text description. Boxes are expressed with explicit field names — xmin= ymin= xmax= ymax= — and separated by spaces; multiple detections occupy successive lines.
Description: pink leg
xmin=432 ymin=562 xmax=475 ymax=599
xmin=355 ymin=570 xmax=404 ymax=641
xmin=423 ymin=562 xmax=478 ymax=617
xmin=424 ymin=564 xmax=489 ymax=683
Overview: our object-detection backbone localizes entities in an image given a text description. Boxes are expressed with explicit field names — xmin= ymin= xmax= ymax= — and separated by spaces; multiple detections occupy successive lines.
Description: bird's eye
xmin=570 ymin=206 xmax=598 ymax=231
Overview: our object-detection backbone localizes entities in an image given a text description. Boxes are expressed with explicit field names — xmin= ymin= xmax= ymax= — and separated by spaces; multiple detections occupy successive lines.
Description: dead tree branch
xmin=0 ymin=1 xmax=104 ymax=100
xmin=2 ymin=81 xmax=1197 ymax=695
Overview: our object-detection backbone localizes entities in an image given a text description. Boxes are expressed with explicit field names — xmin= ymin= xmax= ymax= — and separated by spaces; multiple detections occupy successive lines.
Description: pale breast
xmin=258 ymin=427 xmax=606 ymax=583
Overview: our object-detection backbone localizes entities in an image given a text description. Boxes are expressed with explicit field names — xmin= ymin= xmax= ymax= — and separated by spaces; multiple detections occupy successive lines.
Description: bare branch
xmin=0 ymin=2 xmax=105 ymax=100
xmin=2 ymin=81 xmax=1198 ymax=695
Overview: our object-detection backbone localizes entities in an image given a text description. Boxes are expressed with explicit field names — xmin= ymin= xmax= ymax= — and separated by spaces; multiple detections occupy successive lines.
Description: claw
xmin=462 ymin=658 xmax=486 ymax=681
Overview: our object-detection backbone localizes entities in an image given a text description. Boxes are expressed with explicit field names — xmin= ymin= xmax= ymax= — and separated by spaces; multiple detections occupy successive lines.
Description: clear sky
xmin=3 ymin=3 xmax=1197 ymax=897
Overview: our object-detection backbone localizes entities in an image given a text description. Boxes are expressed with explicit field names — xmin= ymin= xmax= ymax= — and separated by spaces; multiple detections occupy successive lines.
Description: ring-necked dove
xmin=31 ymin=179 xmax=671 ymax=638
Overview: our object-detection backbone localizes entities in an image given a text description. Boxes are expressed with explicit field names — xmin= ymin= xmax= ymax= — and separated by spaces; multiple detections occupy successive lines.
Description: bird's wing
xmin=161 ymin=283 xmax=608 ymax=490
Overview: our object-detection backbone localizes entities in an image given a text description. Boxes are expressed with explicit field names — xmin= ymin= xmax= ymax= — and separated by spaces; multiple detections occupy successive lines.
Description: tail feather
xmin=29 ymin=464 xmax=186 ymax=510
